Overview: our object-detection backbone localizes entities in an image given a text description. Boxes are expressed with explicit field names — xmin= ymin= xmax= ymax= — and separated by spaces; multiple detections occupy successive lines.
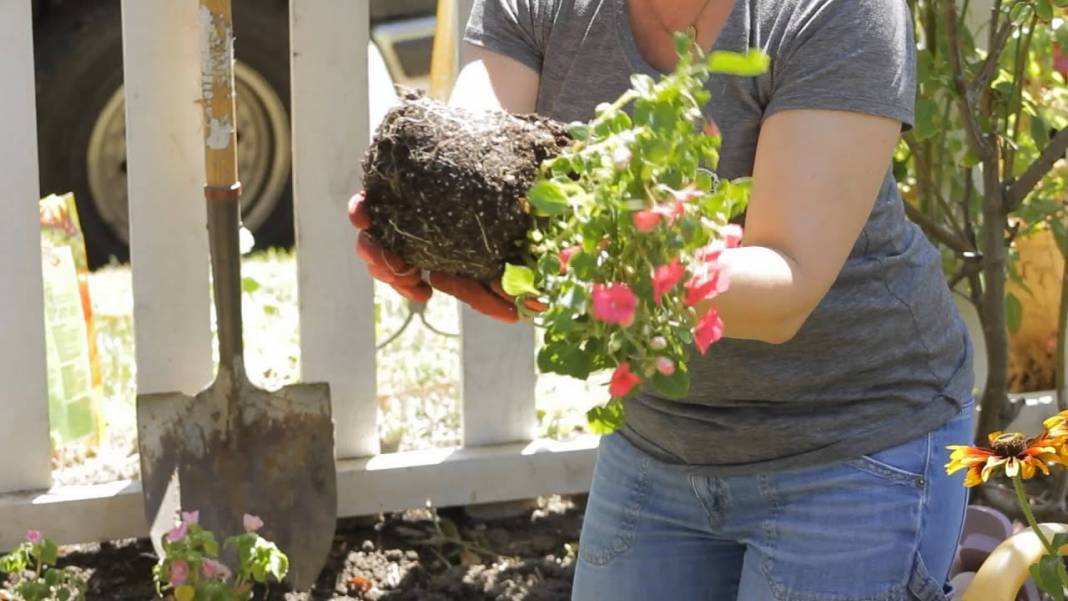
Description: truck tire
xmin=35 ymin=0 xmax=293 ymax=268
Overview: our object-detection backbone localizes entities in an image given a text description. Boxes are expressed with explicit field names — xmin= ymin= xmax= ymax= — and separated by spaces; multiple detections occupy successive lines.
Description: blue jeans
xmin=572 ymin=399 xmax=975 ymax=601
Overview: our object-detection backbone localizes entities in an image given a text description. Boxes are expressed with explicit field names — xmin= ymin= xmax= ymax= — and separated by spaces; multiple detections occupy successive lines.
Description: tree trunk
xmin=975 ymin=163 xmax=1011 ymax=444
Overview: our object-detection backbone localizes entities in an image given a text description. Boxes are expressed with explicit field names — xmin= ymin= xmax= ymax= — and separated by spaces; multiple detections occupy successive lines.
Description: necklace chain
xmin=646 ymin=0 xmax=714 ymax=44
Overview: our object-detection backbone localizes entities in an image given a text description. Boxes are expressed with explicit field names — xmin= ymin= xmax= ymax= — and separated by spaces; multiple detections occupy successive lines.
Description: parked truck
xmin=32 ymin=0 xmax=436 ymax=267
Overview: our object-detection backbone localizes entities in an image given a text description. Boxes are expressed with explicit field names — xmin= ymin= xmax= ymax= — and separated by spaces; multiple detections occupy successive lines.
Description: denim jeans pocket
xmin=846 ymin=432 xmax=931 ymax=489
xmin=578 ymin=435 xmax=652 ymax=567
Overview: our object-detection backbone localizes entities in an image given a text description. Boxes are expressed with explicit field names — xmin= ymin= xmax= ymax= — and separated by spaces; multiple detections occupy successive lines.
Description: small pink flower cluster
xmin=597 ymin=223 xmax=742 ymax=398
xmin=164 ymin=511 xmax=263 ymax=586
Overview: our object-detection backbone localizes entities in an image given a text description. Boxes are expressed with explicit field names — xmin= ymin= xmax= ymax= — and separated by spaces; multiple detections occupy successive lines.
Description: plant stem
xmin=1015 ymin=474 xmax=1056 ymax=553
xmin=1013 ymin=474 xmax=1068 ymax=584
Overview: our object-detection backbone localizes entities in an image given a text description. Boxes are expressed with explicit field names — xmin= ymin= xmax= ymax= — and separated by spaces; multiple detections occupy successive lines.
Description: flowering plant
xmin=154 ymin=511 xmax=288 ymax=601
xmin=500 ymin=34 xmax=767 ymax=432
xmin=0 ymin=531 xmax=87 ymax=601
xmin=947 ymin=409 xmax=1068 ymax=598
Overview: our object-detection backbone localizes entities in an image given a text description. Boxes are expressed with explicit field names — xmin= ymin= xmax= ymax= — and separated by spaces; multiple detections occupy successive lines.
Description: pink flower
xmin=672 ymin=186 xmax=704 ymax=203
xmin=721 ymin=224 xmax=743 ymax=248
xmin=591 ymin=283 xmax=638 ymax=327
xmin=652 ymin=201 xmax=686 ymax=224
xmin=559 ymin=245 xmax=580 ymax=273
xmin=609 ymin=362 xmax=642 ymax=398
xmin=694 ymin=309 xmax=725 ymax=355
xmin=166 ymin=521 xmax=188 ymax=543
xmin=649 ymin=336 xmax=667 ymax=351
xmin=243 ymin=514 xmax=264 ymax=533
xmin=632 ymin=210 xmax=661 ymax=233
xmin=655 ymin=357 xmax=676 ymax=376
xmin=181 ymin=510 xmax=199 ymax=526
xmin=169 ymin=560 xmax=189 ymax=586
xmin=704 ymin=119 xmax=721 ymax=138
xmin=652 ymin=259 xmax=685 ymax=304
xmin=25 ymin=530 xmax=42 ymax=544
xmin=201 ymin=558 xmax=232 ymax=580
xmin=684 ymin=264 xmax=730 ymax=306
xmin=702 ymin=240 xmax=726 ymax=263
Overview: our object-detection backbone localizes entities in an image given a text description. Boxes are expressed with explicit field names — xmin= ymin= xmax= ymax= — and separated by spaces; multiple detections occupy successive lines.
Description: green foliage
xmin=1 ymin=533 xmax=87 ymax=601
xmin=902 ymin=0 xmax=1068 ymax=273
xmin=505 ymin=35 xmax=763 ymax=428
xmin=901 ymin=0 xmax=1068 ymax=439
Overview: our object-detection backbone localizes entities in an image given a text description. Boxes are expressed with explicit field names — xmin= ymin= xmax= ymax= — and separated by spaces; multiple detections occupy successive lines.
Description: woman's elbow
xmin=757 ymin=307 xmax=812 ymax=345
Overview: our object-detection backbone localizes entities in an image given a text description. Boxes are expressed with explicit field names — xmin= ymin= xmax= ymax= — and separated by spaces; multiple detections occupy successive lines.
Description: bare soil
xmin=362 ymin=91 xmax=570 ymax=280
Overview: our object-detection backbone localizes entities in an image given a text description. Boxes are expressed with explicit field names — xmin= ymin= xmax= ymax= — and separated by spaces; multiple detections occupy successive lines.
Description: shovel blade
xmin=136 ymin=378 xmax=336 ymax=590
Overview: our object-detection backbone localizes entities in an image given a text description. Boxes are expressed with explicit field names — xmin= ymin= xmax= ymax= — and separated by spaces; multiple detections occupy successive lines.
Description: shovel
xmin=136 ymin=0 xmax=337 ymax=589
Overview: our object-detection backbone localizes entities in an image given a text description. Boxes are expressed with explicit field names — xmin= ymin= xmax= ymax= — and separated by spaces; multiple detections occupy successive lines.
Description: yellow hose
xmin=964 ymin=522 xmax=1068 ymax=601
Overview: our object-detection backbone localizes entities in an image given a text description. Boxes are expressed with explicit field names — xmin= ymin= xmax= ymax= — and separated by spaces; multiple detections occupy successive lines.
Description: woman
xmin=350 ymin=0 xmax=975 ymax=599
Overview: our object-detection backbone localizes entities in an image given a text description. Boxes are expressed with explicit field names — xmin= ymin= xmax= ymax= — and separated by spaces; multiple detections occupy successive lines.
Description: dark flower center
xmin=991 ymin=433 xmax=1028 ymax=458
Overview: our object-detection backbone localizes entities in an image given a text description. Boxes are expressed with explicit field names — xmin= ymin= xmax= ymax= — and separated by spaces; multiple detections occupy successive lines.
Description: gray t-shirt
xmin=466 ymin=0 xmax=973 ymax=474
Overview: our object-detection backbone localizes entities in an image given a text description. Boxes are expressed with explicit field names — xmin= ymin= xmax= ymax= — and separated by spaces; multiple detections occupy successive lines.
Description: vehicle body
xmin=32 ymin=0 xmax=435 ymax=267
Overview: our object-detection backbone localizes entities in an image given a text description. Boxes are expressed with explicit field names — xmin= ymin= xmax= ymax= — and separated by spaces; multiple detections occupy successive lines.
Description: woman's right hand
xmin=347 ymin=192 xmax=525 ymax=323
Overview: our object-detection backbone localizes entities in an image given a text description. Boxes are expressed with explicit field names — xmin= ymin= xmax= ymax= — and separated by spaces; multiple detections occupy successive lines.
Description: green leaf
xmin=1051 ymin=532 xmax=1068 ymax=551
xmin=1035 ymin=554 xmax=1065 ymax=601
xmin=537 ymin=342 xmax=593 ymax=379
xmin=569 ymin=251 xmax=597 ymax=280
xmin=1036 ymin=0 xmax=1054 ymax=20
xmin=262 ymin=304 xmax=279 ymax=316
xmin=45 ymin=568 xmax=60 ymax=586
xmin=674 ymin=32 xmax=692 ymax=56
xmin=567 ymin=122 xmax=589 ymax=141
xmin=527 ymin=180 xmax=571 ymax=216
xmin=57 ymin=588 xmax=71 ymax=601
xmin=651 ymin=362 xmax=691 ymax=399
xmin=586 ymin=399 xmax=625 ymax=435
xmin=707 ymin=50 xmax=770 ymax=76
xmin=1031 ymin=114 xmax=1050 ymax=148
xmin=1010 ymin=2 xmax=1034 ymax=24
xmin=1007 ymin=292 xmax=1023 ymax=333
xmin=241 ymin=276 xmax=260 ymax=294
xmin=501 ymin=264 xmax=539 ymax=297
xmin=41 ymin=540 xmax=58 ymax=566
xmin=914 ymin=98 xmax=940 ymax=141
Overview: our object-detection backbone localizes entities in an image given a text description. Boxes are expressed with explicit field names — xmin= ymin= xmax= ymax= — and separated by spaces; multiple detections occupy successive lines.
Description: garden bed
xmin=5 ymin=496 xmax=583 ymax=601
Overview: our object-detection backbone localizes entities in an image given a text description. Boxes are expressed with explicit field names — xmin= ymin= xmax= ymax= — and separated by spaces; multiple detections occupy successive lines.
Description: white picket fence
xmin=0 ymin=0 xmax=597 ymax=550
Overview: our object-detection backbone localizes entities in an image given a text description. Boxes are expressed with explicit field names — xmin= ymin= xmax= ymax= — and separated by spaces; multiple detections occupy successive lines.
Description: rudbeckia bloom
xmin=1043 ymin=410 xmax=1068 ymax=440
xmin=946 ymin=431 xmax=1063 ymax=487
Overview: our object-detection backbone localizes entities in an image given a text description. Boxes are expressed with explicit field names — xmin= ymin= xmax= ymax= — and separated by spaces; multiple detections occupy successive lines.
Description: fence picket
xmin=0 ymin=0 xmax=52 ymax=493
xmin=451 ymin=0 xmax=539 ymax=447
xmin=122 ymin=0 xmax=213 ymax=399
xmin=290 ymin=0 xmax=379 ymax=458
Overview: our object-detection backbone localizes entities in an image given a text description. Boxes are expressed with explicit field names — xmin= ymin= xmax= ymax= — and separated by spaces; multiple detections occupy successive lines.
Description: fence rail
xmin=0 ymin=0 xmax=597 ymax=551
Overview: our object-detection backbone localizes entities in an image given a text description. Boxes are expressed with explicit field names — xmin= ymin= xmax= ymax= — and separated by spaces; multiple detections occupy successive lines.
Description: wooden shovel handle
xmin=199 ymin=0 xmax=239 ymax=191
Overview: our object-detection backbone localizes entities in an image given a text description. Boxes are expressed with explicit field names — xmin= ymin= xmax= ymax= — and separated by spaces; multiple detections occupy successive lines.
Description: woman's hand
xmin=348 ymin=192 xmax=540 ymax=323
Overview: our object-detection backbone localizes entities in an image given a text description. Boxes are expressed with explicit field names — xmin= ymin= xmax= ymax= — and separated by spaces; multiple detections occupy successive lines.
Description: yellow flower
xmin=946 ymin=431 xmax=1064 ymax=487
xmin=1043 ymin=410 xmax=1068 ymax=440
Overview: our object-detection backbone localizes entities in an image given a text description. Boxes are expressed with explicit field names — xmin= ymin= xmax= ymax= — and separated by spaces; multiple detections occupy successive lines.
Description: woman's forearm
xmin=698 ymin=245 xmax=812 ymax=345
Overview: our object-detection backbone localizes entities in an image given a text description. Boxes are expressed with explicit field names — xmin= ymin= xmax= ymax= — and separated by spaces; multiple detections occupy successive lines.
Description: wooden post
xmin=290 ymin=0 xmax=379 ymax=459
xmin=0 ymin=1 xmax=52 ymax=493
xmin=452 ymin=0 xmax=539 ymax=448
xmin=121 ymin=1 xmax=213 ymax=397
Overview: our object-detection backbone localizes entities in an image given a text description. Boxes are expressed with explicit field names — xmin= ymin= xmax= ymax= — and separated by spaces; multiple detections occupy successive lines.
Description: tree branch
xmin=943 ymin=0 xmax=992 ymax=158
xmin=972 ymin=20 xmax=1014 ymax=93
xmin=903 ymin=201 xmax=975 ymax=254
xmin=1005 ymin=127 xmax=1068 ymax=211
